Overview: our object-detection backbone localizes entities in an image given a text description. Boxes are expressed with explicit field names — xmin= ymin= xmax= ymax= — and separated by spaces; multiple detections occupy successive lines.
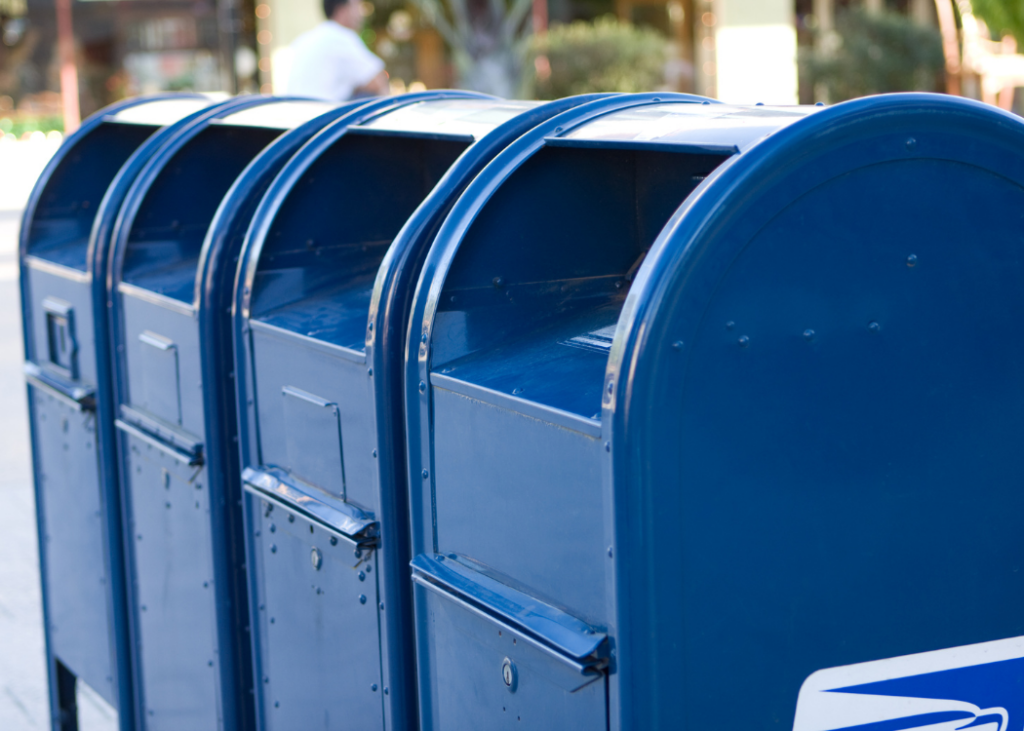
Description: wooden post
xmin=933 ymin=0 xmax=961 ymax=95
xmin=864 ymin=0 xmax=883 ymax=14
xmin=55 ymin=0 xmax=80 ymax=133
xmin=813 ymin=0 xmax=833 ymax=33
xmin=532 ymin=0 xmax=548 ymax=34
xmin=910 ymin=0 xmax=934 ymax=25
xmin=714 ymin=0 xmax=796 ymax=103
xmin=812 ymin=0 xmax=834 ymax=103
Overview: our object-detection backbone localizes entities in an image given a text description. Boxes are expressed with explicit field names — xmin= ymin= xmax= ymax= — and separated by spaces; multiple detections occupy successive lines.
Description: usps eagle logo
xmin=793 ymin=636 xmax=1024 ymax=731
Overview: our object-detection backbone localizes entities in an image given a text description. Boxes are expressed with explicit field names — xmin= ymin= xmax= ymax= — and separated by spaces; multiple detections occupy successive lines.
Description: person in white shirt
xmin=287 ymin=0 xmax=389 ymax=100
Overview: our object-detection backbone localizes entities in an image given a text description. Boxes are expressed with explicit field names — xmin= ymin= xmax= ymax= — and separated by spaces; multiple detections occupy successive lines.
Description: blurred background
xmin=0 ymin=0 xmax=1020 ymax=143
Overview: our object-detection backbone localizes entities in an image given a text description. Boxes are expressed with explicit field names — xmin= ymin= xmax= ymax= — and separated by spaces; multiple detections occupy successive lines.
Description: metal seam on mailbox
xmin=429 ymin=373 xmax=602 ymax=438
xmin=117 ymin=281 xmax=196 ymax=317
xmin=248 ymin=319 xmax=366 ymax=364
xmin=23 ymin=255 xmax=91 ymax=283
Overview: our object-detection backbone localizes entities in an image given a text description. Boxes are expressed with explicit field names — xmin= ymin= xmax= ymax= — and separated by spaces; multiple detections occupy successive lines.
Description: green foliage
xmin=525 ymin=16 xmax=668 ymax=99
xmin=801 ymin=8 xmax=945 ymax=102
xmin=0 ymin=115 xmax=63 ymax=136
xmin=972 ymin=0 xmax=1024 ymax=46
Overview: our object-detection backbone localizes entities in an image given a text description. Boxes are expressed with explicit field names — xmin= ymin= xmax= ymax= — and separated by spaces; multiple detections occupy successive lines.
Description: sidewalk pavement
xmin=0 ymin=138 xmax=117 ymax=730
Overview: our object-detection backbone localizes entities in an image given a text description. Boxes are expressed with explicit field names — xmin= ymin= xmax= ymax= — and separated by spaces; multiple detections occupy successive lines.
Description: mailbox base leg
xmin=54 ymin=660 xmax=78 ymax=731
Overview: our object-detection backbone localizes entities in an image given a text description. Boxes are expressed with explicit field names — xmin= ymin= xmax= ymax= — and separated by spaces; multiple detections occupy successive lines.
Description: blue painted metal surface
xmin=403 ymin=92 xmax=740 ymax=730
xmin=405 ymin=92 xmax=1024 ymax=729
xmin=18 ymin=93 xmax=222 ymax=731
xmin=605 ymin=94 xmax=1024 ymax=729
xmin=106 ymin=95 xmax=358 ymax=731
xmin=232 ymin=91 xmax=605 ymax=731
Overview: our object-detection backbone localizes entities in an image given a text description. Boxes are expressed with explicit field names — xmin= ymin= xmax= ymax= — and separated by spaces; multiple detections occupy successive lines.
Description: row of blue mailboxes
xmin=20 ymin=89 xmax=1024 ymax=730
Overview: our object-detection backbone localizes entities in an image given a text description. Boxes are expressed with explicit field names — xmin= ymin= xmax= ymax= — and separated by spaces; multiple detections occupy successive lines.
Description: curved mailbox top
xmin=110 ymin=96 xmax=350 ymax=309
xmin=356 ymin=96 xmax=542 ymax=139
xmin=211 ymin=99 xmax=336 ymax=129
xmin=19 ymin=93 xmax=227 ymax=391
xmin=21 ymin=93 xmax=216 ymax=274
xmin=558 ymin=101 xmax=814 ymax=152
xmin=104 ymin=95 xmax=228 ymax=125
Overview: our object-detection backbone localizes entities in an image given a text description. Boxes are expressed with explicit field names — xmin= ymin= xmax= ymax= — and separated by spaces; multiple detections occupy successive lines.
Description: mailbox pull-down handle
xmin=23 ymin=362 xmax=95 ymax=411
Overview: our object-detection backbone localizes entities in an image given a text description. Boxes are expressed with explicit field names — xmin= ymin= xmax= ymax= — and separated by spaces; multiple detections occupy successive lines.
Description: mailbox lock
xmin=501 ymin=657 xmax=517 ymax=692
xmin=310 ymin=547 xmax=323 ymax=570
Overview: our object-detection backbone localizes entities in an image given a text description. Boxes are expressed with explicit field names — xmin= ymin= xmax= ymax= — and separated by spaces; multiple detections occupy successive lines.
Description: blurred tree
xmin=410 ymin=0 xmax=533 ymax=95
xmin=801 ymin=8 xmax=944 ymax=102
xmin=972 ymin=0 xmax=1024 ymax=46
xmin=525 ymin=16 xmax=667 ymax=99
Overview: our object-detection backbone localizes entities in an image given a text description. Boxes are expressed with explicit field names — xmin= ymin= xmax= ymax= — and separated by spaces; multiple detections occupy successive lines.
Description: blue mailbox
xmin=106 ymin=96 xmax=361 ymax=731
xmin=405 ymin=93 xmax=1024 ymax=728
xmin=19 ymin=94 xmax=223 ymax=730
xmin=232 ymin=92 xmax=605 ymax=731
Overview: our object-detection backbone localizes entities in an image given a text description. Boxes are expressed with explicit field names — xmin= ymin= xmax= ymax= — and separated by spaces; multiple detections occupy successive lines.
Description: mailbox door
xmin=29 ymin=388 xmax=115 ymax=701
xmin=250 ymin=330 xmax=375 ymax=509
xmin=250 ymin=499 xmax=383 ymax=731
xmin=414 ymin=581 xmax=606 ymax=731
xmin=122 ymin=434 xmax=218 ymax=728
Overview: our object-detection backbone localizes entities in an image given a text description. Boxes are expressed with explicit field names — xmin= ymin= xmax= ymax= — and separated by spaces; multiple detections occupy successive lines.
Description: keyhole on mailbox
xmin=501 ymin=657 xmax=517 ymax=692
xmin=311 ymin=547 xmax=322 ymax=571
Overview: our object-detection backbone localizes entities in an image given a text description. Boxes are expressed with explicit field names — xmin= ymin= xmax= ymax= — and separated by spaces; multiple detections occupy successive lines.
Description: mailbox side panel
xmin=607 ymin=96 xmax=1024 ymax=728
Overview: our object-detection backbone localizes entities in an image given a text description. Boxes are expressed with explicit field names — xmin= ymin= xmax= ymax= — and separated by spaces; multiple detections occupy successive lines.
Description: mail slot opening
xmin=120 ymin=124 xmax=284 ymax=302
xmin=432 ymin=144 xmax=732 ymax=420
xmin=46 ymin=312 xmax=73 ymax=371
xmin=249 ymin=132 xmax=470 ymax=350
xmin=27 ymin=122 xmax=157 ymax=271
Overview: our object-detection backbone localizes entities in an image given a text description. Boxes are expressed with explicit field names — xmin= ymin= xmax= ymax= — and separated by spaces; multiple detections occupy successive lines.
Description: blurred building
xmin=0 ymin=0 xmax=953 ymax=137
xmin=795 ymin=0 xmax=943 ymax=104
xmin=0 ymin=0 xmax=257 ymax=129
